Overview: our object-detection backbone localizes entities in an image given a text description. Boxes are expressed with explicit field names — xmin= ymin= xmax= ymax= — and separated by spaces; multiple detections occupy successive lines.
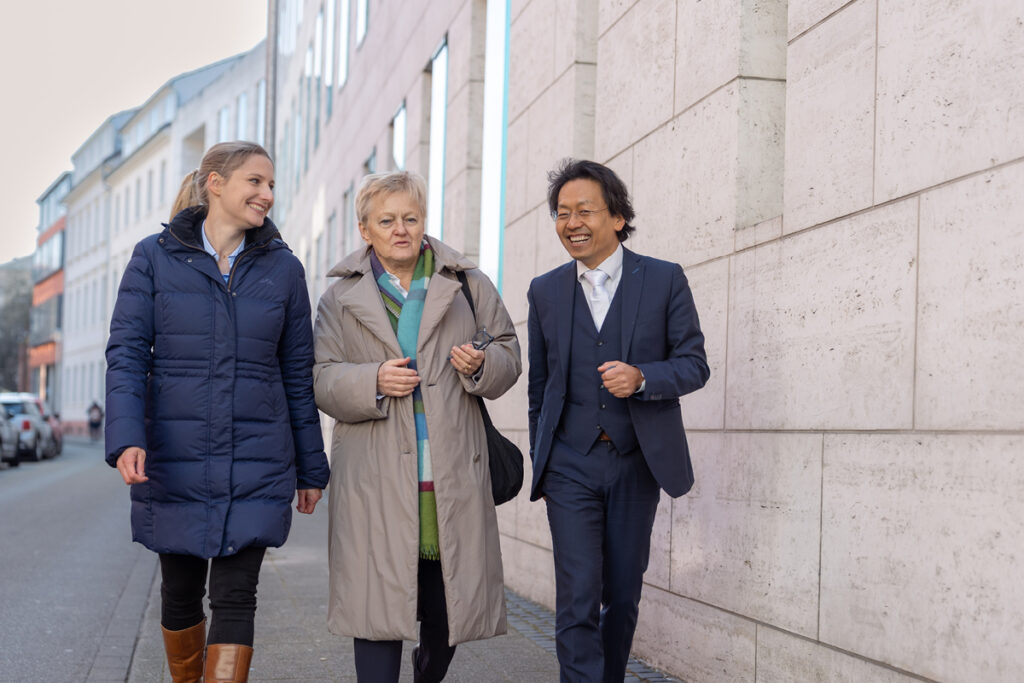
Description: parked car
xmin=30 ymin=396 xmax=62 ymax=456
xmin=0 ymin=393 xmax=58 ymax=461
xmin=0 ymin=409 xmax=18 ymax=467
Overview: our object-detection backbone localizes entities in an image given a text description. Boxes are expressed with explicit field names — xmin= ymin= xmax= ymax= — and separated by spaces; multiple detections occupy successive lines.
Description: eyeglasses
xmin=471 ymin=327 xmax=494 ymax=351
xmin=447 ymin=328 xmax=494 ymax=361
xmin=551 ymin=207 xmax=608 ymax=224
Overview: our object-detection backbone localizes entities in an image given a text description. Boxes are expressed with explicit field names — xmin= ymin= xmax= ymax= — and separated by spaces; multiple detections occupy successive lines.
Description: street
xmin=0 ymin=439 xmax=673 ymax=682
xmin=0 ymin=438 xmax=154 ymax=681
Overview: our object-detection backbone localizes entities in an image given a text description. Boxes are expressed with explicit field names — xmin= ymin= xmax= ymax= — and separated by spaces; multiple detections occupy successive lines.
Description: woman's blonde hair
xmin=170 ymin=141 xmax=272 ymax=220
xmin=355 ymin=171 xmax=428 ymax=226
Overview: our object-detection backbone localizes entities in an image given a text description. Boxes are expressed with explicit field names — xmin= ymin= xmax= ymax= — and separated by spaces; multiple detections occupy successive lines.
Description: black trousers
xmin=159 ymin=546 xmax=266 ymax=646
xmin=353 ymin=559 xmax=456 ymax=683
xmin=542 ymin=438 xmax=660 ymax=683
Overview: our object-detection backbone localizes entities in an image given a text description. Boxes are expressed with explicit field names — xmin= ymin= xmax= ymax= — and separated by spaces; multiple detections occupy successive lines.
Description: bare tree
xmin=0 ymin=257 xmax=33 ymax=392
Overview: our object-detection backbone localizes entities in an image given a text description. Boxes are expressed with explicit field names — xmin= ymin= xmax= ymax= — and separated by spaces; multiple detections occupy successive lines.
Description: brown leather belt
xmin=597 ymin=431 xmax=612 ymax=441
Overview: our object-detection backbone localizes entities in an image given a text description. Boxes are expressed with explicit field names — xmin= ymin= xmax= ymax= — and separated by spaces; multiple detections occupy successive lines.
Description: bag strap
xmin=455 ymin=270 xmax=475 ymax=318
xmin=455 ymin=269 xmax=490 ymax=413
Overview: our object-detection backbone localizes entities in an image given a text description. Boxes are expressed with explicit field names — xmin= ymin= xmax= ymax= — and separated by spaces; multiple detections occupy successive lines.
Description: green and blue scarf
xmin=370 ymin=242 xmax=439 ymax=560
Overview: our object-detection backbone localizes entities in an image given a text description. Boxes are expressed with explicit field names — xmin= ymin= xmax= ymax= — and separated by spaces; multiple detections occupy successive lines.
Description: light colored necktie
xmin=583 ymin=269 xmax=611 ymax=328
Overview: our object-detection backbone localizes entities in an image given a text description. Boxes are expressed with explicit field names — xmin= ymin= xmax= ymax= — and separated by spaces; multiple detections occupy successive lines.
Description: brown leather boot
xmin=160 ymin=619 xmax=205 ymax=683
xmin=204 ymin=643 xmax=254 ymax=682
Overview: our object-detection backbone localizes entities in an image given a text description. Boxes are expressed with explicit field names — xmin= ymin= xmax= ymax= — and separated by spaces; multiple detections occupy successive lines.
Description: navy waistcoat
xmin=556 ymin=281 xmax=639 ymax=455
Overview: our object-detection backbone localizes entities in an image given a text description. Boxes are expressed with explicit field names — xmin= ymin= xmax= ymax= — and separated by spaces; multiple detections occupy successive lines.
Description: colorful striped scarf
xmin=370 ymin=243 xmax=440 ymax=560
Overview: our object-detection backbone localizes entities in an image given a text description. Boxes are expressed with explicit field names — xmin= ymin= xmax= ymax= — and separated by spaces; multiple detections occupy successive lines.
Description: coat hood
xmin=326 ymin=235 xmax=477 ymax=278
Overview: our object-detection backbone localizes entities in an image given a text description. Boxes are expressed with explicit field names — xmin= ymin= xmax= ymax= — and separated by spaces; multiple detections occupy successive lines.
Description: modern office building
xmin=268 ymin=1 xmax=1024 ymax=680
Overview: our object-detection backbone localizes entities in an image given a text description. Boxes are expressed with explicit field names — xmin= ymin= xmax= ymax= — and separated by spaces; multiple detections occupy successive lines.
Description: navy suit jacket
xmin=526 ymin=247 xmax=709 ymax=501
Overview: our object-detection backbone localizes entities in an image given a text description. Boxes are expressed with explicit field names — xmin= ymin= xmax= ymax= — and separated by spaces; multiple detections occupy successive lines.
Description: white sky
xmin=0 ymin=0 xmax=268 ymax=265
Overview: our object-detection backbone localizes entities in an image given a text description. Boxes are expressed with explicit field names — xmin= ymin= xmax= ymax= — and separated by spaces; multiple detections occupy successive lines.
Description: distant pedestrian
xmin=313 ymin=171 xmax=521 ymax=682
xmin=105 ymin=141 xmax=329 ymax=683
xmin=87 ymin=401 xmax=103 ymax=441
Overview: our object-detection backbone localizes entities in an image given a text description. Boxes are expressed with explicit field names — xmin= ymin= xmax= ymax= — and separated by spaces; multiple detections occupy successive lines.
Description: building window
xmin=356 ymin=0 xmax=368 ymax=45
xmin=159 ymin=160 xmax=167 ymax=205
xmin=305 ymin=44 xmax=313 ymax=169
xmin=342 ymin=185 xmax=356 ymax=255
xmin=125 ymin=187 xmax=131 ymax=225
xmin=147 ymin=169 xmax=154 ymax=214
xmin=135 ymin=178 xmax=142 ymax=221
xmin=314 ymin=7 xmax=323 ymax=147
xmin=218 ymin=106 xmax=231 ymax=142
xmin=237 ymin=91 xmax=249 ymax=140
xmin=364 ymin=148 xmax=376 ymax=175
xmin=326 ymin=211 xmax=337 ymax=267
xmin=427 ymin=41 xmax=448 ymax=239
xmin=114 ymin=195 xmax=121 ymax=234
xmin=324 ymin=0 xmax=335 ymax=118
xmin=257 ymin=79 xmax=267 ymax=146
xmin=391 ymin=102 xmax=406 ymax=170
xmin=337 ymin=0 xmax=350 ymax=88
xmin=478 ymin=0 xmax=510 ymax=288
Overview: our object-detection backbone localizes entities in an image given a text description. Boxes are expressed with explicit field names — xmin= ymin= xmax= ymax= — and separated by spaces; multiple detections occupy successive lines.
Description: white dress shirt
xmin=576 ymin=244 xmax=624 ymax=330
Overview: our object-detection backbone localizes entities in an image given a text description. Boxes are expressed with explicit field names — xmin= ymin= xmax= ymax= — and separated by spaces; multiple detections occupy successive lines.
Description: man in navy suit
xmin=527 ymin=159 xmax=709 ymax=682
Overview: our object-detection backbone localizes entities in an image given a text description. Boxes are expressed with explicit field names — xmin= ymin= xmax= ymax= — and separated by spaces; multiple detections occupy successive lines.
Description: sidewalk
xmin=126 ymin=493 xmax=679 ymax=682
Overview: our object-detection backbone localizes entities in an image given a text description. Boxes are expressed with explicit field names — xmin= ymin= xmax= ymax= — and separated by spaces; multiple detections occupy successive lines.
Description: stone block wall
xmin=497 ymin=1 xmax=1024 ymax=681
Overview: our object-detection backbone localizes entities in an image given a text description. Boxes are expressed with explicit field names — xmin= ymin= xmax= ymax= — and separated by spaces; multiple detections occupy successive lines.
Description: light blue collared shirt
xmin=201 ymin=222 xmax=245 ymax=283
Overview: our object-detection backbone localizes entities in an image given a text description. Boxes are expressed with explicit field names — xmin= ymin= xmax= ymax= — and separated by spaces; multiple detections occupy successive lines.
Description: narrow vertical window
xmin=337 ymin=0 xmax=350 ymax=88
xmin=304 ymin=45 xmax=313 ymax=170
xmin=257 ymin=79 xmax=267 ymax=146
xmin=478 ymin=0 xmax=510 ymax=288
xmin=218 ymin=106 xmax=231 ymax=142
xmin=237 ymin=91 xmax=249 ymax=140
xmin=147 ymin=170 xmax=153 ymax=214
xmin=324 ymin=0 xmax=335 ymax=118
xmin=314 ymin=8 xmax=323 ymax=147
xmin=391 ymin=102 xmax=406 ymax=170
xmin=135 ymin=178 xmax=141 ymax=221
xmin=427 ymin=41 xmax=448 ymax=239
xmin=159 ymin=160 xmax=167 ymax=205
xmin=356 ymin=0 xmax=368 ymax=45
xmin=326 ymin=211 xmax=337 ymax=267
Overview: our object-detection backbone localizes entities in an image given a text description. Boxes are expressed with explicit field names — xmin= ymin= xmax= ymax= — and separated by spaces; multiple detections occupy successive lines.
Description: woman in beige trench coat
xmin=313 ymin=171 xmax=521 ymax=682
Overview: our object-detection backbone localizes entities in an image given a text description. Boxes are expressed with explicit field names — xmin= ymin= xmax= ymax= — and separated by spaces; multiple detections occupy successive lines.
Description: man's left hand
xmin=598 ymin=361 xmax=643 ymax=398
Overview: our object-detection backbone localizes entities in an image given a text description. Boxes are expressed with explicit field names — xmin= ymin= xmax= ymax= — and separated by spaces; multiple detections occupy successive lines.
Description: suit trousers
xmin=353 ymin=559 xmax=456 ymax=683
xmin=541 ymin=436 xmax=660 ymax=683
xmin=158 ymin=546 xmax=266 ymax=646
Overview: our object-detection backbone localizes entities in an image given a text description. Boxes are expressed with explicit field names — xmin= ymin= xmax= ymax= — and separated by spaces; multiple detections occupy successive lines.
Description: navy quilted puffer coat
xmin=105 ymin=207 xmax=329 ymax=558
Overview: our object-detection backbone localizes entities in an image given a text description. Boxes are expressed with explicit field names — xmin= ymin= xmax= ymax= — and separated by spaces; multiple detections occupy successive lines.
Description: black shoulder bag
xmin=455 ymin=270 xmax=524 ymax=505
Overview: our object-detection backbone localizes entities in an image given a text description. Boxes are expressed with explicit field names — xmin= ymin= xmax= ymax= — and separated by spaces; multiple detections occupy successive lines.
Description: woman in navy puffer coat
xmin=105 ymin=142 xmax=329 ymax=682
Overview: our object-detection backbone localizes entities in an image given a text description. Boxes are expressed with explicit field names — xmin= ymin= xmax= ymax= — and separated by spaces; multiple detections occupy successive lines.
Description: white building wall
xmin=496 ymin=1 xmax=1024 ymax=682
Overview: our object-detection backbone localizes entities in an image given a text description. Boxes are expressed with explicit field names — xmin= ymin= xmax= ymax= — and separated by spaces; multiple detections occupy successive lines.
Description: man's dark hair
xmin=546 ymin=158 xmax=636 ymax=241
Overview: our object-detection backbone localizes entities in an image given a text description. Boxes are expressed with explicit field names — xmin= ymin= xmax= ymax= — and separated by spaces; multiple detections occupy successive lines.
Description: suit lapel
xmin=556 ymin=263 xmax=575 ymax=387
xmin=620 ymin=248 xmax=644 ymax=360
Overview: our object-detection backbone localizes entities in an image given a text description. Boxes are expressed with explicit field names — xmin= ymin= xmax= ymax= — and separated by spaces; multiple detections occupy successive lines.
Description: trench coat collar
xmin=327 ymin=236 xmax=479 ymax=358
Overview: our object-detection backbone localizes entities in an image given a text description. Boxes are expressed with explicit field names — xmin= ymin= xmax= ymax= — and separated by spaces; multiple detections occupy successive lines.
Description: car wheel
xmin=30 ymin=438 xmax=43 ymax=462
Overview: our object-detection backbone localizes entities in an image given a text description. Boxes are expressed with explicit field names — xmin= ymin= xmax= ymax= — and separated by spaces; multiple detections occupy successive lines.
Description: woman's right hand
xmin=116 ymin=447 xmax=149 ymax=485
xmin=377 ymin=357 xmax=421 ymax=397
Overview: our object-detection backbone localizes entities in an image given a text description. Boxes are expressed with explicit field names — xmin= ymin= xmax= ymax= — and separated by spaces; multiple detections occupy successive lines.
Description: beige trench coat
xmin=313 ymin=237 xmax=521 ymax=645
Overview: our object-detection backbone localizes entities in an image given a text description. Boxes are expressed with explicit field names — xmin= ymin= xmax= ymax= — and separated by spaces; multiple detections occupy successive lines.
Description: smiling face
xmin=358 ymin=190 xmax=426 ymax=275
xmin=555 ymin=178 xmax=625 ymax=269
xmin=207 ymin=154 xmax=275 ymax=229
